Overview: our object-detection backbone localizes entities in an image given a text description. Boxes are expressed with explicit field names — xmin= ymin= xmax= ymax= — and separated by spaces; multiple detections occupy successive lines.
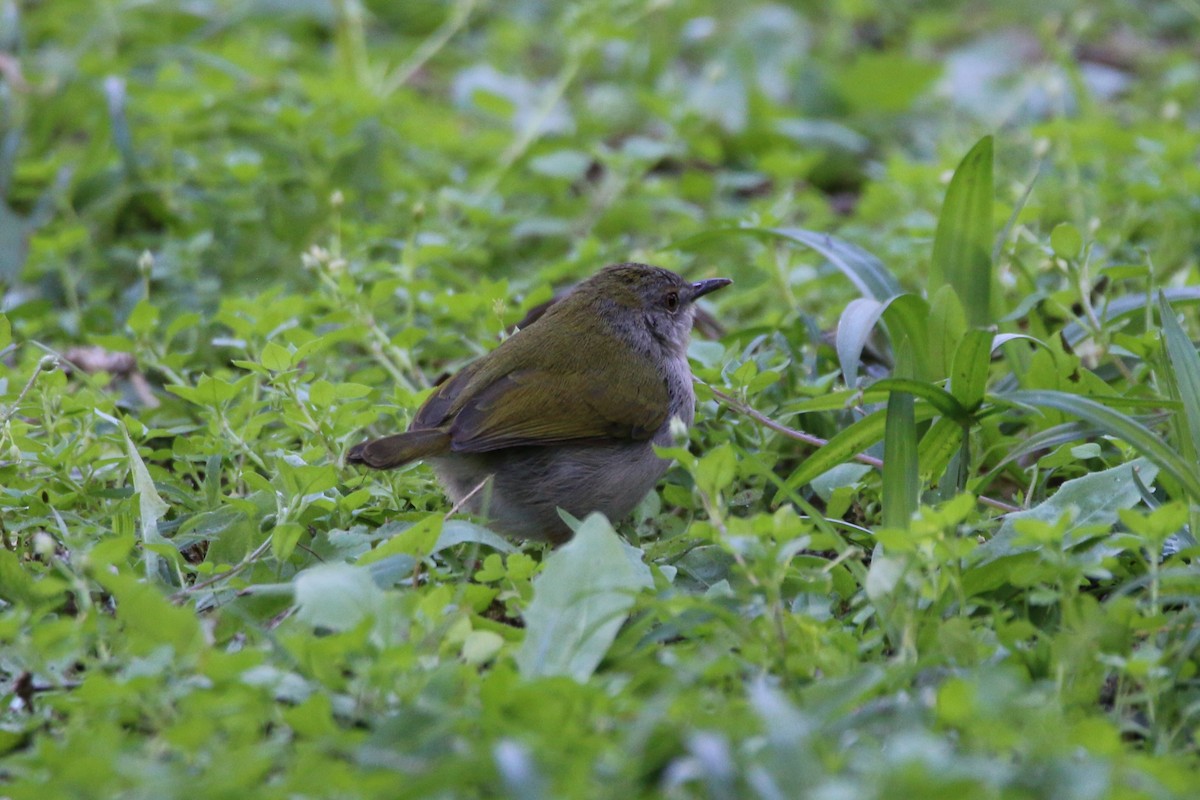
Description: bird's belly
xmin=429 ymin=440 xmax=668 ymax=543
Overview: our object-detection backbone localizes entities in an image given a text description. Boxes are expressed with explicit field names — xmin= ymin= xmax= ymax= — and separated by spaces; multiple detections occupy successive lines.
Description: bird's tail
xmin=345 ymin=428 xmax=450 ymax=469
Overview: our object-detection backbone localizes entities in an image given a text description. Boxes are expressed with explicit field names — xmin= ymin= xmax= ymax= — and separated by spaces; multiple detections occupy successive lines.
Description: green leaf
xmin=695 ymin=442 xmax=737 ymax=497
xmin=784 ymin=402 xmax=939 ymax=493
xmin=164 ymin=311 xmax=203 ymax=344
xmin=1118 ymin=502 xmax=1189 ymax=549
xmin=936 ymin=678 xmax=977 ymax=726
xmin=949 ymin=329 xmax=993 ymax=410
xmin=294 ymin=562 xmax=385 ymax=631
xmin=882 ymin=339 xmax=918 ymax=529
xmin=927 ymin=285 xmax=967 ymax=379
xmin=1049 ymin=222 xmax=1083 ymax=259
xmin=516 ymin=514 xmax=652 ymax=681
xmin=529 ymin=149 xmax=592 ymax=180
xmin=334 ymin=382 xmax=374 ymax=399
xmin=881 ymin=294 xmax=932 ymax=382
xmin=973 ymin=459 xmax=1158 ymax=562
xmin=770 ymin=227 xmax=902 ymax=301
xmin=275 ymin=462 xmax=338 ymax=499
xmin=461 ymin=630 xmax=505 ymax=665
xmin=98 ymin=410 xmax=171 ymax=581
xmin=1001 ymin=390 xmax=1200 ymax=503
xmin=836 ymin=294 xmax=932 ymax=387
xmin=431 ymin=520 xmax=517 ymax=554
xmin=0 ymin=312 xmax=11 ymax=350
xmin=675 ymin=226 xmax=901 ymax=301
xmin=261 ymin=341 xmax=293 ymax=371
xmin=358 ymin=514 xmax=444 ymax=562
xmin=836 ymin=297 xmax=886 ymax=388
xmin=126 ymin=299 xmax=159 ymax=337
xmin=0 ymin=549 xmax=38 ymax=605
xmin=930 ymin=135 xmax=994 ymax=328
xmin=176 ymin=506 xmax=246 ymax=542
xmin=310 ymin=379 xmax=335 ymax=407
xmin=166 ymin=374 xmax=251 ymax=407
xmin=869 ymin=378 xmax=968 ymax=421
xmin=1158 ymin=296 xmax=1200 ymax=463
xmin=99 ymin=571 xmax=202 ymax=656
xmin=272 ymin=522 xmax=305 ymax=562
xmin=922 ymin=416 xmax=967 ymax=496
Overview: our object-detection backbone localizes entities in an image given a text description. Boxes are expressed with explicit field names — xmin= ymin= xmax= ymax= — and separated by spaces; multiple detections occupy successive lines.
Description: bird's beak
xmin=688 ymin=277 xmax=732 ymax=302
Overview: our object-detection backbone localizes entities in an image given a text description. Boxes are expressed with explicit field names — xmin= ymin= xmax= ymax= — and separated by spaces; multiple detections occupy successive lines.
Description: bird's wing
xmin=410 ymin=360 xmax=480 ymax=430
xmin=444 ymin=368 xmax=669 ymax=453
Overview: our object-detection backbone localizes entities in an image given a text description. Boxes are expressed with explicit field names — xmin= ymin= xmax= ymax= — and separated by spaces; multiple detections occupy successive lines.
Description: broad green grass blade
xmin=781 ymin=389 xmax=874 ymax=416
xmin=931 ymin=135 xmax=994 ymax=328
xmin=836 ymin=295 xmax=933 ymax=388
xmin=769 ymin=227 xmax=903 ymax=301
xmin=1158 ymin=296 xmax=1200 ymax=462
xmin=836 ymin=297 xmax=886 ymax=388
xmin=785 ymin=403 xmax=940 ymax=492
xmin=928 ymin=285 xmax=967 ymax=380
xmin=869 ymin=378 xmax=968 ymax=421
xmin=950 ymin=329 xmax=993 ymax=410
xmin=840 ymin=293 xmax=931 ymax=388
xmin=929 ymin=417 xmax=970 ymax=500
xmin=919 ymin=416 xmax=965 ymax=484
xmin=882 ymin=339 xmax=919 ymax=528
xmin=97 ymin=410 xmax=171 ymax=581
xmin=882 ymin=294 xmax=932 ymax=382
xmin=1001 ymin=389 xmax=1200 ymax=503
xmin=675 ymin=226 xmax=902 ymax=301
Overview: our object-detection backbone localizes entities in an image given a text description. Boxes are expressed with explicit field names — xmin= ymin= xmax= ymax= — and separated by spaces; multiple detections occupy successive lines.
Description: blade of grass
xmin=949 ymin=329 xmax=993 ymax=410
xmin=783 ymin=403 xmax=940 ymax=493
xmin=1000 ymin=389 xmax=1200 ymax=503
xmin=928 ymin=285 xmax=967 ymax=380
xmin=835 ymin=294 xmax=934 ymax=388
xmin=920 ymin=416 xmax=965 ymax=486
xmin=931 ymin=135 xmax=994 ymax=328
xmin=674 ymin=226 xmax=902 ymax=301
xmin=869 ymin=378 xmax=968 ymax=421
xmin=837 ymin=298 xmax=886 ymax=388
xmin=1158 ymin=296 xmax=1200 ymax=462
xmin=769 ymin=227 xmax=903 ymax=301
xmin=882 ymin=339 xmax=919 ymax=528
xmin=882 ymin=294 xmax=932 ymax=382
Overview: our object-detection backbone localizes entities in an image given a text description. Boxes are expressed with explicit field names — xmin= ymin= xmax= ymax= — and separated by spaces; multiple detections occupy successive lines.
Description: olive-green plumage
xmin=347 ymin=263 xmax=730 ymax=542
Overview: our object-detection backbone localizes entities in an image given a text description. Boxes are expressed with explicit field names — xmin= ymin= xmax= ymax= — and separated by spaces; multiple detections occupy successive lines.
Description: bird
xmin=346 ymin=262 xmax=731 ymax=542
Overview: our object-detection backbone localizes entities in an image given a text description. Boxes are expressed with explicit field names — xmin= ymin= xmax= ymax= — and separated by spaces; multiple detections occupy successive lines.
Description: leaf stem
xmin=379 ymin=0 xmax=477 ymax=97
xmin=0 ymin=355 xmax=58 ymax=425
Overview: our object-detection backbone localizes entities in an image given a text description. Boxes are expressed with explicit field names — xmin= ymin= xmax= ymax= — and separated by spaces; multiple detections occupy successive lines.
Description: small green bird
xmin=348 ymin=263 xmax=730 ymax=542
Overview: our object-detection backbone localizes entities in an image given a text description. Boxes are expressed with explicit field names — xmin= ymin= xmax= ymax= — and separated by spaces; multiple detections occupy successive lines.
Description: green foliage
xmin=515 ymin=514 xmax=653 ymax=681
xmin=930 ymin=135 xmax=995 ymax=328
xmin=3 ymin=0 xmax=1200 ymax=797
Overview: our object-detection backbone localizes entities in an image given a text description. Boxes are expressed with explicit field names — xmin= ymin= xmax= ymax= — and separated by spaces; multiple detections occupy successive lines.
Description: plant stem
xmin=379 ymin=0 xmax=477 ymax=97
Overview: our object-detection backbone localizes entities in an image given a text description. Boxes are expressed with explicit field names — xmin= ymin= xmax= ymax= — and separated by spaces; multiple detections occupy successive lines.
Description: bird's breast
xmin=661 ymin=354 xmax=696 ymax=429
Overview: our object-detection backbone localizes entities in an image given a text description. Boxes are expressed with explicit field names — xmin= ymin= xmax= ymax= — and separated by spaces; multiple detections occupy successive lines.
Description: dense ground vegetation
xmin=2 ymin=1 xmax=1200 ymax=796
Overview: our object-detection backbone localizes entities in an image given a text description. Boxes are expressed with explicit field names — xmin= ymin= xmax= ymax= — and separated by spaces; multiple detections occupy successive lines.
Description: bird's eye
xmin=664 ymin=291 xmax=680 ymax=312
